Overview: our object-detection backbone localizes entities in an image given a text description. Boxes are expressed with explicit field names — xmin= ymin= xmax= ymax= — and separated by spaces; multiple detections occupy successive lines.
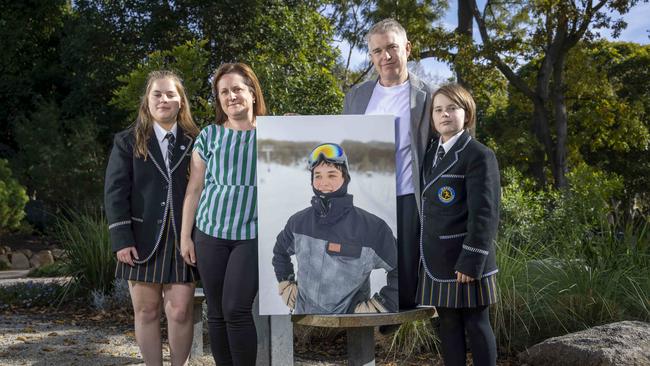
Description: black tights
xmin=194 ymin=229 xmax=258 ymax=366
xmin=436 ymin=306 xmax=497 ymax=366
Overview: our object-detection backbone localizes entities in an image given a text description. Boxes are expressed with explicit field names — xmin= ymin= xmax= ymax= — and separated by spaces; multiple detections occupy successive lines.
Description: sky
xmin=334 ymin=1 xmax=650 ymax=80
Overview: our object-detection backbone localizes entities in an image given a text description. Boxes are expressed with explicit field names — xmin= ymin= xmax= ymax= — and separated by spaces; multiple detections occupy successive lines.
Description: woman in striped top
xmin=180 ymin=63 xmax=266 ymax=366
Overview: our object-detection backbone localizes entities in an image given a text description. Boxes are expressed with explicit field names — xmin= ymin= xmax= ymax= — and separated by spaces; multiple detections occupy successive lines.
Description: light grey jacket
xmin=343 ymin=72 xmax=433 ymax=211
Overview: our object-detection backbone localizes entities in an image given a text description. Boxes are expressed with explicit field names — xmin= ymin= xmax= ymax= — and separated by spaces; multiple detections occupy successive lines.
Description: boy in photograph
xmin=271 ymin=143 xmax=398 ymax=314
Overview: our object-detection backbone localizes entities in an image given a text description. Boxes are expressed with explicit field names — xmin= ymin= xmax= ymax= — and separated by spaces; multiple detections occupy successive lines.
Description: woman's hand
xmin=180 ymin=237 xmax=197 ymax=267
xmin=116 ymin=246 xmax=139 ymax=267
xmin=456 ymin=271 xmax=475 ymax=283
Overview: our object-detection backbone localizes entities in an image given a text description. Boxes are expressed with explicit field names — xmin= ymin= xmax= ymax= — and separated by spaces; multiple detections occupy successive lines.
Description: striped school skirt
xmin=115 ymin=218 xmax=198 ymax=284
xmin=416 ymin=264 xmax=498 ymax=308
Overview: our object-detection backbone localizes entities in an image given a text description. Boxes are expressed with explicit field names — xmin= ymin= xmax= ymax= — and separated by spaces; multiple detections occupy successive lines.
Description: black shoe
xmin=378 ymin=324 xmax=401 ymax=335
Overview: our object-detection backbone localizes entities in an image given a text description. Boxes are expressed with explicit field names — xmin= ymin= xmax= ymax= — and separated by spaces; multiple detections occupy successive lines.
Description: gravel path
xmin=0 ymin=313 xmax=351 ymax=366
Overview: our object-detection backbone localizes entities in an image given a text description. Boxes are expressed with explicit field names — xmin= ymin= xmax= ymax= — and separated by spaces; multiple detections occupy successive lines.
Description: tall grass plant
xmin=54 ymin=210 xmax=115 ymax=300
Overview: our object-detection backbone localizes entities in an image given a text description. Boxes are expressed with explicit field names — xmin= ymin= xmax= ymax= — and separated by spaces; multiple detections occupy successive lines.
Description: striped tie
xmin=433 ymin=145 xmax=445 ymax=168
xmin=165 ymin=132 xmax=175 ymax=169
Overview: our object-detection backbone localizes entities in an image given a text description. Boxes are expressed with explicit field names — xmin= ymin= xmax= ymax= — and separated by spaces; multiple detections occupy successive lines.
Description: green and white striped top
xmin=194 ymin=124 xmax=257 ymax=240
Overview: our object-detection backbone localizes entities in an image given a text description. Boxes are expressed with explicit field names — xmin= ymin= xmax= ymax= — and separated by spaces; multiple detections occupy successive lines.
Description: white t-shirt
xmin=364 ymin=80 xmax=413 ymax=196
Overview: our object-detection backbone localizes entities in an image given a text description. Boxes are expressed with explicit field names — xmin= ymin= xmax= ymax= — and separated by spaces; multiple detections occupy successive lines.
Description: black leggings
xmin=436 ymin=306 xmax=497 ymax=366
xmin=194 ymin=229 xmax=258 ymax=366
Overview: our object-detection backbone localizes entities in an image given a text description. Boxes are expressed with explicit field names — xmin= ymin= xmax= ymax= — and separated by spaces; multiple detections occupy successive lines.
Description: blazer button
xmin=160 ymin=201 xmax=165 ymax=206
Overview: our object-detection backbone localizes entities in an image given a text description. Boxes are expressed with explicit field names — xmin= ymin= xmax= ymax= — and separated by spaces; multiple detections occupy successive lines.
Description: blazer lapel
xmin=353 ymin=80 xmax=377 ymax=114
xmin=146 ymin=134 xmax=169 ymax=181
xmin=169 ymin=129 xmax=193 ymax=174
xmin=422 ymin=131 xmax=472 ymax=193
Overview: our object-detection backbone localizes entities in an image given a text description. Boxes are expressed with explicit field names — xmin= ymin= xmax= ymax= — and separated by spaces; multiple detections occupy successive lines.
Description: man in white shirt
xmin=343 ymin=18 xmax=433 ymax=313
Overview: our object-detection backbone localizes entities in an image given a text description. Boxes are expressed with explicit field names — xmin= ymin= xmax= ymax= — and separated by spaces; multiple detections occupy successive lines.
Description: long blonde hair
xmin=133 ymin=70 xmax=200 ymax=159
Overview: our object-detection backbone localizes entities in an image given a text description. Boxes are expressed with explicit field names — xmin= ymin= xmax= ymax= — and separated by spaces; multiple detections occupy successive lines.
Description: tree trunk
xmin=551 ymin=52 xmax=569 ymax=189
xmin=456 ymin=0 xmax=473 ymax=87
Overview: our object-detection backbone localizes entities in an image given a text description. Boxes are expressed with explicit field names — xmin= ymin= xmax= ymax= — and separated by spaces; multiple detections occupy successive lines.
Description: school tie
xmin=165 ymin=132 xmax=175 ymax=169
xmin=433 ymin=144 xmax=445 ymax=168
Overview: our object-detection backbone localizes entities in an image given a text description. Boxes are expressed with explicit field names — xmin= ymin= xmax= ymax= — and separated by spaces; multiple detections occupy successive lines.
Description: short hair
xmin=311 ymin=160 xmax=351 ymax=184
xmin=211 ymin=63 xmax=267 ymax=125
xmin=365 ymin=18 xmax=408 ymax=45
xmin=432 ymin=83 xmax=477 ymax=134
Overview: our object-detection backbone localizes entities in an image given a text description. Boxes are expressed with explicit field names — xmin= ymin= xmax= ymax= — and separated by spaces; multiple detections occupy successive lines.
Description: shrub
xmin=28 ymin=262 xmax=69 ymax=278
xmin=0 ymin=281 xmax=65 ymax=310
xmin=54 ymin=210 xmax=115 ymax=299
xmin=0 ymin=158 xmax=28 ymax=232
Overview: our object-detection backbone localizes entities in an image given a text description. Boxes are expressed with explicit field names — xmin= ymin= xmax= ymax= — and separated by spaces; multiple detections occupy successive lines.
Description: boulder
xmin=10 ymin=252 xmax=30 ymax=270
xmin=0 ymin=254 xmax=10 ymax=268
xmin=519 ymin=321 xmax=650 ymax=366
xmin=51 ymin=248 xmax=67 ymax=260
xmin=29 ymin=250 xmax=55 ymax=268
xmin=0 ymin=247 xmax=5 ymax=255
xmin=18 ymin=249 xmax=33 ymax=258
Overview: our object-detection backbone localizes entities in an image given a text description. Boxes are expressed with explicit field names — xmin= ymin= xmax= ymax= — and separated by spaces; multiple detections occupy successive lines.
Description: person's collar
xmin=153 ymin=122 xmax=177 ymax=142
xmin=377 ymin=78 xmax=409 ymax=89
xmin=438 ymin=129 xmax=465 ymax=153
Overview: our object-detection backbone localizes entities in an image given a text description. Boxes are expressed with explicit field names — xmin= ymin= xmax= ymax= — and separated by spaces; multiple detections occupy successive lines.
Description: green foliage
xmin=0 ymin=158 xmax=28 ymax=231
xmin=54 ymin=210 xmax=115 ymax=298
xmin=12 ymin=99 xmax=105 ymax=210
xmin=492 ymin=165 xmax=649 ymax=354
xmin=28 ymin=262 xmax=69 ymax=278
xmin=388 ymin=319 xmax=439 ymax=359
xmin=0 ymin=281 xmax=65 ymax=310
xmin=0 ymin=261 xmax=8 ymax=270
xmin=111 ymin=40 xmax=214 ymax=127
xmin=247 ymin=3 xmax=343 ymax=114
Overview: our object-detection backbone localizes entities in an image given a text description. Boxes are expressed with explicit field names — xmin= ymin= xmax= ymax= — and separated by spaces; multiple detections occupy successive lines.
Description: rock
xmin=10 ymin=252 xmax=30 ymax=270
xmin=0 ymin=254 xmax=10 ymax=268
xmin=2 ymin=245 xmax=10 ymax=254
xmin=519 ymin=321 xmax=650 ymax=366
xmin=18 ymin=249 xmax=33 ymax=258
xmin=29 ymin=250 xmax=55 ymax=268
xmin=51 ymin=248 xmax=67 ymax=260
xmin=0 ymin=247 xmax=5 ymax=255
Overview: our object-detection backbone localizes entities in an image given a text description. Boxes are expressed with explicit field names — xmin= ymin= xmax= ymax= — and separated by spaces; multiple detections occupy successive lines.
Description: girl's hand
xmin=180 ymin=237 xmax=197 ymax=267
xmin=456 ymin=271 xmax=475 ymax=283
xmin=116 ymin=246 xmax=139 ymax=267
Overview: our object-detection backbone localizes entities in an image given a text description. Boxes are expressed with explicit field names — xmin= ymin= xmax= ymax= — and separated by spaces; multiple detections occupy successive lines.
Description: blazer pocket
xmin=131 ymin=216 xmax=144 ymax=223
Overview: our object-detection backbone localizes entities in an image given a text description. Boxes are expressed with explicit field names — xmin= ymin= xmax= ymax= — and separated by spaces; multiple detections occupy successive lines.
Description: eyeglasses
xmin=308 ymin=143 xmax=348 ymax=169
xmin=433 ymin=105 xmax=463 ymax=114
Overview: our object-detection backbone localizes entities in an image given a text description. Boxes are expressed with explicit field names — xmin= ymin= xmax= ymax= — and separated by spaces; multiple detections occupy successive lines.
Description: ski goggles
xmin=308 ymin=143 xmax=348 ymax=170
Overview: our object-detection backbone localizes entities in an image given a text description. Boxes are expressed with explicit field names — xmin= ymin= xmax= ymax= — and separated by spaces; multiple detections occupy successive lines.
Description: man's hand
xmin=354 ymin=297 xmax=388 ymax=313
xmin=278 ymin=280 xmax=297 ymax=310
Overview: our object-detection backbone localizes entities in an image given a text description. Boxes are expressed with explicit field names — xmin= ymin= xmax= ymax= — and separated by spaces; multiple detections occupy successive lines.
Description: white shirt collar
xmin=438 ymin=129 xmax=465 ymax=153
xmin=153 ymin=122 xmax=177 ymax=143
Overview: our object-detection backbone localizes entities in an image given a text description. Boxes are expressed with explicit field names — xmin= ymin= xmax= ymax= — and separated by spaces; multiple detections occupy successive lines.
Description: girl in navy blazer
xmin=417 ymin=84 xmax=500 ymax=366
xmin=105 ymin=70 xmax=200 ymax=365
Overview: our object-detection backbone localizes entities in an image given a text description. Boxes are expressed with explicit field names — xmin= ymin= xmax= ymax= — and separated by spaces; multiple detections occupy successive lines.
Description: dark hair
xmin=311 ymin=160 xmax=351 ymax=183
xmin=211 ymin=63 xmax=267 ymax=125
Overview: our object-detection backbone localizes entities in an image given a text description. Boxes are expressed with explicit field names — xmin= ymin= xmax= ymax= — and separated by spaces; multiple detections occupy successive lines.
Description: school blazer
xmin=104 ymin=127 xmax=193 ymax=263
xmin=343 ymin=72 xmax=433 ymax=212
xmin=419 ymin=131 xmax=500 ymax=281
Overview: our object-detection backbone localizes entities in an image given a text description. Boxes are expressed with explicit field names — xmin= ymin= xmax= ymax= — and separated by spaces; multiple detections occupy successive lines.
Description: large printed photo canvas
xmin=256 ymin=115 xmax=398 ymax=315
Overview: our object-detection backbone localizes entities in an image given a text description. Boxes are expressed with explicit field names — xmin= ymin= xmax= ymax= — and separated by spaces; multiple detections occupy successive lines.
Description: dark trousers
xmin=397 ymin=194 xmax=420 ymax=309
xmin=194 ymin=229 xmax=258 ymax=366
xmin=436 ymin=306 xmax=497 ymax=366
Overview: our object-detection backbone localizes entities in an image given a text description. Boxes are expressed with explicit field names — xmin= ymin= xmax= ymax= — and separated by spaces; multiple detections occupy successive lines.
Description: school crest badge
xmin=437 ymin=186 xmax=455 ymax=205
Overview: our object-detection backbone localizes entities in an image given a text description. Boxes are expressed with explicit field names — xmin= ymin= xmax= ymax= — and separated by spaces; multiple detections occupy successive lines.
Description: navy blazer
xmin=104 ymin=127 xmax=194 ymax=263
xmin=343 ymin=72 xmax=433 ymax=212
xmin=419 ymin=130 xmax=500 ymax=280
